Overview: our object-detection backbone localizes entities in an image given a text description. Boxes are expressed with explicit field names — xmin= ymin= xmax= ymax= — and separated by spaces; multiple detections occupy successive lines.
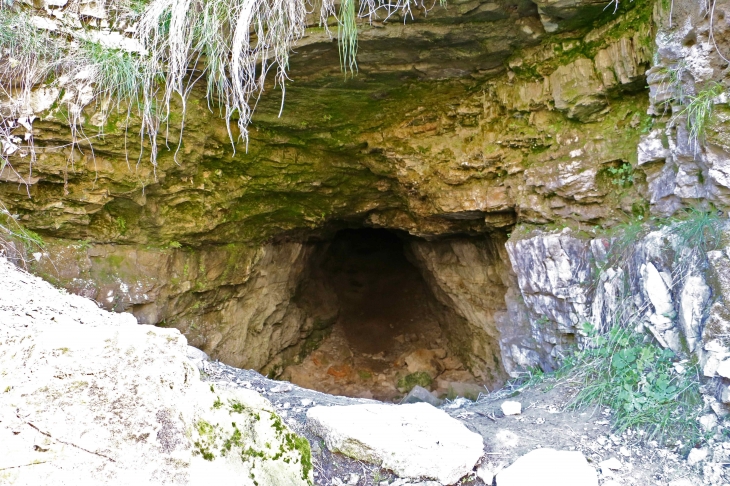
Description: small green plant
xmin=566 ymin=323 xmax=703 ymax=451
xmin=397 ymin=371 xmax=432 ymax=392
xmin=606 ymin=161 xmax=634 ymax=188
xmin=115 ymin=217 xmax=128 ymax=235
xmin=168 ymin=241 xmax=182 ymax=249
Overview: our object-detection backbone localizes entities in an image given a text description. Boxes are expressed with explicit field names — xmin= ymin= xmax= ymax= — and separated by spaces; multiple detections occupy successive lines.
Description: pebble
xmin=501 ymin=400 xmax=522 ymax=416
xmin=476 ymin=463 xmax=495 ymax=484
xmin=270 ymin=383 xmax=294 ymax=393
xmin=687 ymin=447 xmax=709 ymax=466
xmin=699 ymin=413 xmax=718 ymax=432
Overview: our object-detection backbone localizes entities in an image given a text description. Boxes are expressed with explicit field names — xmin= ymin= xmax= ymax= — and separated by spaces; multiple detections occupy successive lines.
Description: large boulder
xmin=307 ymin=402 xmax=484 ymax=484
xmin=0 ymin=257 xmax=312 ymax=485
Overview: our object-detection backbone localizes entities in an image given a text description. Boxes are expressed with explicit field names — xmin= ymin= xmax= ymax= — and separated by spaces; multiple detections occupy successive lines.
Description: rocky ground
xmin=203 ymin=355 xmax=713 ymax=486
xmin=281 ymin=322 xmax=482 ymax=403
xmin=0 ymin=253 xmax=722 ymax=486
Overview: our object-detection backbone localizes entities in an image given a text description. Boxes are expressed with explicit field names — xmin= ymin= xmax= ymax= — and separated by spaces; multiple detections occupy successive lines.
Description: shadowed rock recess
xmin=5 ymin=0 xmax=730 ymax=454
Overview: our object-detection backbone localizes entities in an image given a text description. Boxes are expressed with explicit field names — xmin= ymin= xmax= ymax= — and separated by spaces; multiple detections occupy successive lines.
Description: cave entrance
xmin=280 ymin=228 xmax=483 ymax=402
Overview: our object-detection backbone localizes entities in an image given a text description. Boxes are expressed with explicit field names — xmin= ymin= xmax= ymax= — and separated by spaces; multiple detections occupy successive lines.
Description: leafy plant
xmin=606 ymin=161 xmax=634 ymax=188
xmin=566 ymin=323 xmax=703 ymax=451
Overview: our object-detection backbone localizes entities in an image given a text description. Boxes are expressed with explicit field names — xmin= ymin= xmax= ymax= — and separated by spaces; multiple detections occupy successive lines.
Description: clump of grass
xmin=667 ymin=207 xmax=722 ymax=285
xmin=0 ymin=9 xmax=62 ymax=93
xmin=338 ymin=0 xmax=358 ymax=76
xmin=675 ymin=82 xmax=724 ymax=152
xmin=565 ymin=323 xmax=704 ymax=452
xmin=671 ymin=207 xmax=721 ymax=256
xmin=76 ymin=41 xmax=145 ymax=119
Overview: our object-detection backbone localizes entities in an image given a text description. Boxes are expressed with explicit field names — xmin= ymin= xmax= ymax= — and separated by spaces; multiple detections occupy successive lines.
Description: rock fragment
xmin=687 ymin=447 xmax=709 ymax=466
xmin=501 ymin=400 xmax=522 ymax=416
xmin=400 ymin=385 xmax=443 ymax=407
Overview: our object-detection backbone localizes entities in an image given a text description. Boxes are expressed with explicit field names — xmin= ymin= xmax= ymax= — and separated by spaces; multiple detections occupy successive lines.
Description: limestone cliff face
xmin=3 ymin=0 xmax=730 ymax=387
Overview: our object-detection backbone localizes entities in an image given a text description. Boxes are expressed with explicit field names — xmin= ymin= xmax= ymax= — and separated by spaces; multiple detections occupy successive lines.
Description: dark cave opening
xmin=279 ymin=227 xmax=485 ymax=402
xmin=320 ymin=228 xmax=435 ymax=356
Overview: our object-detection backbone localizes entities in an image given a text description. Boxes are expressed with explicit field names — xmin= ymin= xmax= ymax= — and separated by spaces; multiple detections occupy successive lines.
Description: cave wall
xmin=29 ymin=238 xmax=336 ymax=371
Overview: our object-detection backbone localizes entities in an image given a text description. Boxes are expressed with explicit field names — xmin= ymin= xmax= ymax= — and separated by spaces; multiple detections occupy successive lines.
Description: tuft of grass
xmin=76 ymin=41 xmax=145 ymax=119
xmin=671 ymin=207 xmax=721 ymax=256
xmin=676 ymin=82 xmax=724 ymax=151
xmin=667 ymin=207 xmax=721 ymax=284
xmin=0 ymin=9 xmax=62 ymax=87
xmin=565 ymin=323 xmax=704 ymax=453
xmin=338 ymin=0 xmax=358 ymax=76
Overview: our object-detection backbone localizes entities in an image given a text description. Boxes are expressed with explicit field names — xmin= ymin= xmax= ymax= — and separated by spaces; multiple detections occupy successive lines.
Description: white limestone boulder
xmin=495 ymin=448 xmax=597 ymax=486
xmin=307 ymin=402 xmax=484 ymax=485
xmin=0 ymin=257 xmax=311 ymax=486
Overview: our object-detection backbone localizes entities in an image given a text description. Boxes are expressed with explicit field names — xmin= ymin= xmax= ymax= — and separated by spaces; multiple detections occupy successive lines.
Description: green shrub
xmin=566 ymin=323 xmax=703 ymax=451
